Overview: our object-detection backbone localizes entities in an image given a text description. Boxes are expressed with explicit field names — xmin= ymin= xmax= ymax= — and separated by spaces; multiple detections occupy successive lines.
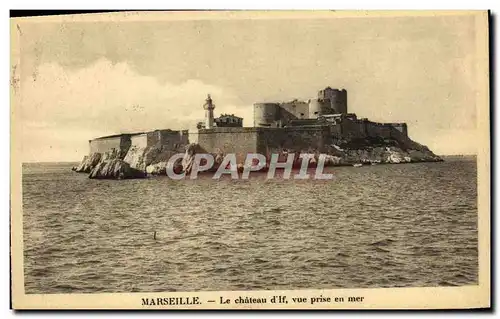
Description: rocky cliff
xmin=88 ymin=159 xmax=146 ymax=179
xmin=326 ymin=134 xmax=442 ymax=165
xmin=73 ymin=143 xmax=186 ymax=179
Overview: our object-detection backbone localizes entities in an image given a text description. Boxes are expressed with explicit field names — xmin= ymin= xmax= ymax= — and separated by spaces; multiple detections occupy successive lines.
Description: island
xmin=73 ymin=87 xmax=442 ymax=179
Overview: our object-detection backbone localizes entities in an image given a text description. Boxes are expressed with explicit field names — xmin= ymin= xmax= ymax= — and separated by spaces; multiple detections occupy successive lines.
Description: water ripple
xmin=22 ymin=160 xmax=478 ymax=293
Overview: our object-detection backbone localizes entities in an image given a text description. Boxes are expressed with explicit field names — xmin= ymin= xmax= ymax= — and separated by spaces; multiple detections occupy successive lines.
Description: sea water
xmin=21 ymin=158 xmax=478 ymax=293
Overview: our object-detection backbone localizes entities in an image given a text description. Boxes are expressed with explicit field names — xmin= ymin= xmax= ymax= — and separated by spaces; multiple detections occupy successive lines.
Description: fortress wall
xmin=198 ymin=127 xmax=259 ymax=163
xmin=178 ymin=130 xmax=190 ymax=145
xmin=90 ymin=129 xmax=189 ymax=158
xmin=197 ymin=126 xmax=332 ymax=163
xmin=278 ymin=108 xmax=298 ymax=126
xmin=131 ymin=134 xmax=148 ymax=148
xmin=146 ymin=131 xmax=160 ymax=145
xmin=329 ymin=123 xmax=343 ymax=138
xmin=256 ymin=126 xmax=331 ymax=155
xmin=279 ymin=101 xmax=309 ymax=120
xmin=89 ymin=136 xmax=126 ymax=154
xmin=388 ymin=123 xmax=408 ymax=136
xmin=147 ymin=129 xmax=189 ymax=148
xmin=254 ymin=103 xmax=280 ymax=127
xmin=389 ymin=126 xmax=411 ymax=148
xmin=388 ymin=126 xmax=425 ymax=151
xmin=333 ymin=120 xmax=409 ymax=141
xmin=308 ymin=98 xmax=333 ymax=118
xmin=340 ymin=119 xmax=367 ymax=139
xmin=332 ymin=119 xmax=407 ymax=141
xmin=365 ymin=121 xmax=394 ymax=139
xmin=121 ymin=130 xmax=191 ymax=152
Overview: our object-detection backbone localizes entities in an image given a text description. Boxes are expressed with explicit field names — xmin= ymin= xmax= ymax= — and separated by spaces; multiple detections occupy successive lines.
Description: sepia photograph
xmin=10 ymin=10 xmax=490 ymax=309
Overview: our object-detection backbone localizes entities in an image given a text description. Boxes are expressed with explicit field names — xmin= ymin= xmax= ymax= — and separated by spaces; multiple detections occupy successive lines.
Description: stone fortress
xmin=88 ymin=130 xmax=189 ymax=156
xmin=197 ymin=87 xmax=413 ymax=164
xmin=253 ymin=87 xmax=406 ymax=135
xmin=75 ymin=86 xmax=442 ymax=179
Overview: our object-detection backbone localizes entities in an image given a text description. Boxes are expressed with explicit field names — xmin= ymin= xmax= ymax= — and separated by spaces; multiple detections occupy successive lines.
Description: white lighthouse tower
xmin=203 ymin=94 xmax=215 ymax=129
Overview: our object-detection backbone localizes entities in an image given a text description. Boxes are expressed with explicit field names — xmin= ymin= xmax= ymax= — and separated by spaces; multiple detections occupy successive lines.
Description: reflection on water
xmin=22 ymin=159 xmax=478 ymax=293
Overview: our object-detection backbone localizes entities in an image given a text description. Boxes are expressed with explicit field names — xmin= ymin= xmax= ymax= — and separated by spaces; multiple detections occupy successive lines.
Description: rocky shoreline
xmin=73 ymin=135 xmax=442 ymax=179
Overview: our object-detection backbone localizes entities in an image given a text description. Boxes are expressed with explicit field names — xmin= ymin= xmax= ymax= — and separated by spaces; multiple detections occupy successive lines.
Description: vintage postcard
xmin=10 ymin=10 xmax=490 ymax=309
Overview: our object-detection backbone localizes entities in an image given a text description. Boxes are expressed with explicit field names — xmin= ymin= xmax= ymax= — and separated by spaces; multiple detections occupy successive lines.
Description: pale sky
xmin=14 ymin=12 xmax=482 ymax=162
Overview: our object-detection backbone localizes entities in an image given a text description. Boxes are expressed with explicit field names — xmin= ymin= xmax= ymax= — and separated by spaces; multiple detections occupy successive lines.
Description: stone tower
xmin=317 ymin=87 xmax=348 ymax=114
xmin=203 ymin=94 xmax=215 ymax=129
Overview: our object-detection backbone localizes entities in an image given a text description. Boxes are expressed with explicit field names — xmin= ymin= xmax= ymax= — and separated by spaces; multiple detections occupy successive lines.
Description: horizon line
xmin=21 ymin=153 xmax=478 ymax=164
